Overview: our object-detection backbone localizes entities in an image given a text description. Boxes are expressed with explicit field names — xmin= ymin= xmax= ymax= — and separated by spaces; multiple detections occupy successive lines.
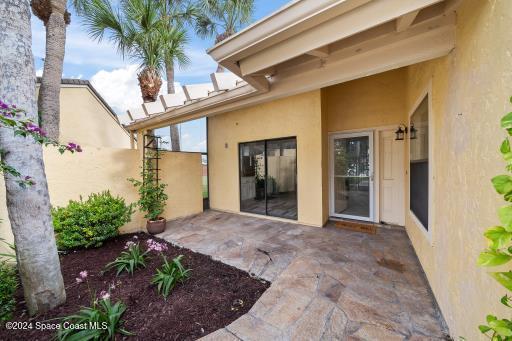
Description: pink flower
xmin=146 ymin=239 xmax=168 ymax=253
xmin=75 ymin=277 xmax=83 ymax=284
xmin=79 ymin=270 xmax=88 ymax=279
xmin=124 ymin=241 xmax=136 ymax=249
xmin=133 ymin=235 xmax=138 ymax=239
xmin=99 ymin=291 xmax=110 ymax=300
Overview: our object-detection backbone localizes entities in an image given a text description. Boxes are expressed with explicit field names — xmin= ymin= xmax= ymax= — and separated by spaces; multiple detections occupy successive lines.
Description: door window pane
xmin=240 ymin=141 xmax=266 ymax=215
xmin=266 ymin=138 xmax=297 ymax=220
xmin=409 ymin=95 xmax=429 ymax=230
xmin=333 ymin=136 xmax=370 ymax=218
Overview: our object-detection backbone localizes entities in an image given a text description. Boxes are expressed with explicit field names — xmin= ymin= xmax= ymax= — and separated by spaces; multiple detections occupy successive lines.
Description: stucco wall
xmin=37 ymin=85 xmax=131 ymax=149
xmin=404 ymin=0 xmax=512 ymax=338
xmin=208 ymin=90 xmax=325 ymax=226
xmin=320 ymin=69 xmax=407 ymax=223
xmin=0 ymin=147 xmax=203 ymax=250
xmin=323 ymin=68 xmax=407 ymax=132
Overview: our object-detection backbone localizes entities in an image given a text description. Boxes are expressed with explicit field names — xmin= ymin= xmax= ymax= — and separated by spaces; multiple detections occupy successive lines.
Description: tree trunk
xmin=165 ymin=62 xmax=180 ymax=151
xmin=37 ymin=0 xmax=67 ymax=140
xmin=0 ymin=0 xmax=65 ymax=315
xmin=138 ymin=66 xmax=162 ymax=102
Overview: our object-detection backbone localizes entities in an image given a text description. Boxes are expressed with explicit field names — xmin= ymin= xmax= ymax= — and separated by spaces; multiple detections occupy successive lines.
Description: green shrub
xmin=151 ymin=255 xmax=190 ymax=299
xmin=52 ymin=191 xmax=133 ymax=250
xmin=105 ymin=242 xmax=147 ymax=276
xmin=57 ymin=297 xmax=132 ymax=340
xmin=0 ymin=262 xmax=18 ymax=322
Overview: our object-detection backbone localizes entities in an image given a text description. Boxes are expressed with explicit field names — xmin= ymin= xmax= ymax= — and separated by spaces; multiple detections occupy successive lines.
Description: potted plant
xmin=128 ymin=159 xmax=168 ymax=234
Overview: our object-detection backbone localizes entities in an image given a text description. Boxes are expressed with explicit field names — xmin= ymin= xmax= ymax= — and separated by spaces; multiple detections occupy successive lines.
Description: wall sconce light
xmin=395 ymin=124 xmax=408 ymax=141
xmin=409 ymin=124 xmax=417 ymax=140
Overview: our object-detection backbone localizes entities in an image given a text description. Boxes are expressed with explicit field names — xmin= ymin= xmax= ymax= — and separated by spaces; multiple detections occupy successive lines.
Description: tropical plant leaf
xmin=484 ymin=226 xmax=512 ymax=250
xmin=478 ymin=250 xmax=512 ymax=267
xmin=499 ymin=206 xmax=512 ymax=231
xmin=490 ymin=272 xmax=512 ymax=291
xmin=502 ymin=112 xmax=512 ymax=129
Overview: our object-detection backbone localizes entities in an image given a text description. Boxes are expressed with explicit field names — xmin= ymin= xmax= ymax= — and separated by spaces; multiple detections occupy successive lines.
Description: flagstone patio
xmin=159 ymin=210 xmax=449 ymax=340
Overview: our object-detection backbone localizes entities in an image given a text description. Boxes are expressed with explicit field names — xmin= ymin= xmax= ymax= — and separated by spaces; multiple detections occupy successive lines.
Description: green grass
xmin=202 ymin=176 xmax=208 ymax=199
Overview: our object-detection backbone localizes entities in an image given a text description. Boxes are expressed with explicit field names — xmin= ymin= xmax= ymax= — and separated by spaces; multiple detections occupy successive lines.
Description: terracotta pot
xmin=146 ymin=217 xmax=166 ymax=235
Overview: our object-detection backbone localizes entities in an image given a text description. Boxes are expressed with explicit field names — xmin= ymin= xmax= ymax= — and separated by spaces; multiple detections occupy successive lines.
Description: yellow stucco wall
xmin=208 ymin=90 xmax=325 ymax=226
xmin=0 ymin=147 xmax=203 ymax=250
xmin=323 ymin=68 xmax=407 ymax=132
xmin=403 ymin=0 xmax=512 ymax=338
xmin=37 ymin=85 xmax=131 ymax=149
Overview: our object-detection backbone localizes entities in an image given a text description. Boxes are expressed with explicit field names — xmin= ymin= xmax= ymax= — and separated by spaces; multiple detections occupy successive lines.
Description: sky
xmin=31 ymin=0 xmax=290 ymax=152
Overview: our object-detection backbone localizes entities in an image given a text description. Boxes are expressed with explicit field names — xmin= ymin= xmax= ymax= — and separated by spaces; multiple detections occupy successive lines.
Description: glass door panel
xmin=266 ymin=138 xmax=297 ymax=219
xmin=331 ymin=133 xmax=373 ymax=220
xmin=240 ymin=141 xmax=266 ymax=215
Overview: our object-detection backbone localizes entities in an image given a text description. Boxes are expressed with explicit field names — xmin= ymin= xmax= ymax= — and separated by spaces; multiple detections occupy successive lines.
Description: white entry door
xmin=330 ymin=131 xmax=374 ymax=221
xmin=379 ymin=130 xmax=405 ymax=225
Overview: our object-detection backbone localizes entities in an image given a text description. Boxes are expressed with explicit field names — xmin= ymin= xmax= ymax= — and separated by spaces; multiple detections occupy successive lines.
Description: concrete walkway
xmin=159 ymin=211 xmax=448 ymax=340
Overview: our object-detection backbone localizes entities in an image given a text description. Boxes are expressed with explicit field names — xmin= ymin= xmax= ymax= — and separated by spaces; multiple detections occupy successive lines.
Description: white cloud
xmin=36 ymin=68 xmax=43 ymax=77
xmin=90 ymin=64 xmax=185 ymax=114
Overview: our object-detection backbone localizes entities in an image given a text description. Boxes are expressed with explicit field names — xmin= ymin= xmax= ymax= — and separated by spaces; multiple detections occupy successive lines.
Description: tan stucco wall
xmin=208 ymin=90 xmax=325 ymax=226
xmin=403 ymin=0 xmax=512 ymax=338
xmin=323 ymin=69 xmax=407 ymax=132
xmin=320 ymin=69 xmax=407 ymax=223
xmin=0 ymin=147 xmax=203 ymax=250
xmin=37 ymin=85 xmax=131 ymax=149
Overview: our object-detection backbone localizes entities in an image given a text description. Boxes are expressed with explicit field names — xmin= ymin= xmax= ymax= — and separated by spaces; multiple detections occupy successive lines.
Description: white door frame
xmin=329 ymin=131 xmax=374 ymax=222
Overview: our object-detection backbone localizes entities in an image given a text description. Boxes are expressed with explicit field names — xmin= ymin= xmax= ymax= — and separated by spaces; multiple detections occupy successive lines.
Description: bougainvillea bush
xmin=52 ymin=191 xmax=133 ymax=250
xmin=0 ymin=99 xmax=82 ymax=187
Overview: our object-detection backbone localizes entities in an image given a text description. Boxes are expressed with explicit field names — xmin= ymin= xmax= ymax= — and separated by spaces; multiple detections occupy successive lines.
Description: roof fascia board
xmin=238 ymin=0 xmax=445 ymax=76
xmin=208 ymin=0 xmax=371 ymax=63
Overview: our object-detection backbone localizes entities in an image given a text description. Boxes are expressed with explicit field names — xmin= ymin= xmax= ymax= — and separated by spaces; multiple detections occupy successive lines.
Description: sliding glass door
xmin=239 ymin=137 xmax=297 ymax=220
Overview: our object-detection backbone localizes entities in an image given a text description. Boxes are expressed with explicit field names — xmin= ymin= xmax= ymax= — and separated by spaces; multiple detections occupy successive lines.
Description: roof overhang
xmin=127 ymin=0 xmax=461 ymax=131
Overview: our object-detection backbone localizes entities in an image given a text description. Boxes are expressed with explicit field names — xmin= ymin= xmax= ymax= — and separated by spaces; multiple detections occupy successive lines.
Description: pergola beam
xmin=306 ymin=46 xmax=330 ymax=58
xmin=396 ymin=10 xmax=419 ymax=32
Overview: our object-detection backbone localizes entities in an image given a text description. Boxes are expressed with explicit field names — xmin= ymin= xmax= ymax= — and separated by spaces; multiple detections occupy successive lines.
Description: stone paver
xmin=159 ymin=211 xmax=449 ymax=340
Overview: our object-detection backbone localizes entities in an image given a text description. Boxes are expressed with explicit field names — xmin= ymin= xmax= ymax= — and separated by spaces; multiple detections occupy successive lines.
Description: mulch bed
xmin=0 ymin=233 xmax=269 ymax=340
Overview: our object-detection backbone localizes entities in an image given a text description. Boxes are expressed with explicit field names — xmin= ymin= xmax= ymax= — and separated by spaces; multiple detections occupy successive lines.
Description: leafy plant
xmin=52 ymin=191 xmax=133 ymax=250
xmin=0 ymin=262 xmax=18 ymax=322
xmin=151 ymin=255 xmax=190 ymax=299
xmin=57 ymin=297 xmax=132 ymax=340
xmin=478 ymin=97 xmax=512 ymax=338
xmin=105 ymin=242 xmax=148 ymax=276
xmin=0 ymin=237 xmax=16 ymax=261
xmin=128 ymin=157 xmax=168 ymax=221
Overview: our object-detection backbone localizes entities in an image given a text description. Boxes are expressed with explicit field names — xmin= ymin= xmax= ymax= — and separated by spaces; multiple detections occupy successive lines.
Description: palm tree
xmin=0 ymin=0 xmax=66 ymax=314
xmin=150 ymin=1 xmax=196 ymax=151
xmin=195 ymin=0 xmax=254 ymax=72
xmin=30 ymin=0 xmax=71 ymax=140
xmin=80 ymin=0 xmax=167 ymax=102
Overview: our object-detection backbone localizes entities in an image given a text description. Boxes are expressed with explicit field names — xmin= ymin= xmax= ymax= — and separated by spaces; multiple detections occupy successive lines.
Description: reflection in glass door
xmin=330 ymin=132 xmax=373 ymax=221
xmin=239 ymin=137 xmax=297 ymax=220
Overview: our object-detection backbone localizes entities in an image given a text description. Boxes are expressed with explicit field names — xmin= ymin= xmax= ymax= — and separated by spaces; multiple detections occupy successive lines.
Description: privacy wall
xmin=0 ymin=147 xmax=203 ymax=250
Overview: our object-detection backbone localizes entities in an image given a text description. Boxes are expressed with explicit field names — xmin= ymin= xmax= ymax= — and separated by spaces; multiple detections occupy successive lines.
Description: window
xmin=409 ymin=95 xmax=429 ymax=230
xmin=239 ymin=137 xmax=297 ymax=220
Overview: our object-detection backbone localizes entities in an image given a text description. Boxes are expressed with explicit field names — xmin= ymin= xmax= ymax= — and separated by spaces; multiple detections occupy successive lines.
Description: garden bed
xmin=0 ymin=233 xmax=269 ymax=340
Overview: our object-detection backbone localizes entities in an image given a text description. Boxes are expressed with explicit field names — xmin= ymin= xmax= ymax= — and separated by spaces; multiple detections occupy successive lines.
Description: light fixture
xmin=409 ymin=124 xmax=417 ymax=140
xmin=395 ymin=124 xmax=408 ymax=141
